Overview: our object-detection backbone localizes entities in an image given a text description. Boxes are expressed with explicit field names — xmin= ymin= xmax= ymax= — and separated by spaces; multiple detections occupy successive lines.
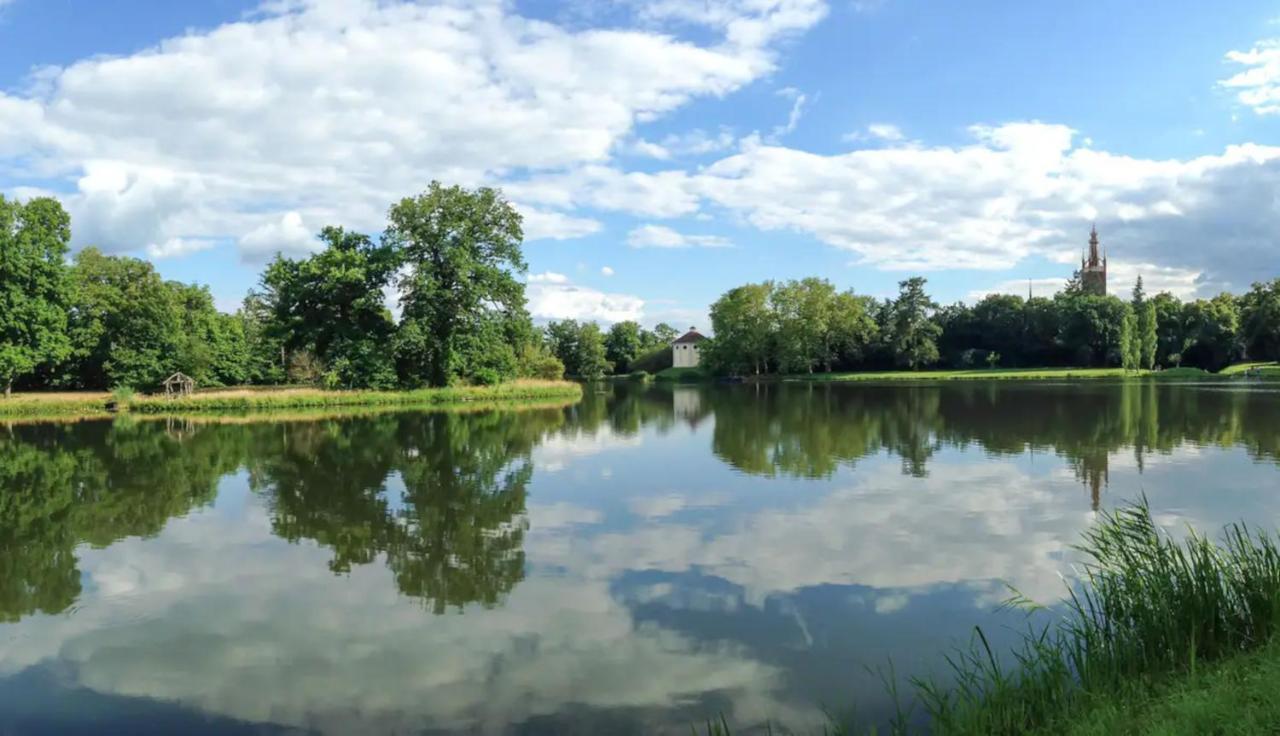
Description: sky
xmin=1 ymin=0 xmax=1278 ymax=329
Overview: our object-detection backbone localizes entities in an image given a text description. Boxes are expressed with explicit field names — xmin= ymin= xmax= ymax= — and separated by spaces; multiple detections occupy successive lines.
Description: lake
xmin=2 ymin=381 xmax=1280 ymax=734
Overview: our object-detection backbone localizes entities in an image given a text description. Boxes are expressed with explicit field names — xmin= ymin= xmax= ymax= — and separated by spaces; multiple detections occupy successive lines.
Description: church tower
xmin=1079 ymin=225 xmax=1107 ymax=296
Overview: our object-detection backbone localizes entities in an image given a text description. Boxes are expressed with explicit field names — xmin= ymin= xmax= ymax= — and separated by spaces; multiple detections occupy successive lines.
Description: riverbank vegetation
xmin=0 ymin=186 xmax=569 ymax=397
xmin=0 ymin=381 xmax=582 ymax=419
xmin=696 ymin=498 xmax=1280 ymax=735
xmin=701 ymin=275 xmax=1280 ymax=379
xmin=909 ymin=498 xmax=1280 ymax=736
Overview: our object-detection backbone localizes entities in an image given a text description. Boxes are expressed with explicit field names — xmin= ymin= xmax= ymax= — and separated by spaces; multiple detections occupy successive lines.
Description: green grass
xmin=1040 ymin=638 xmax=1280 ymax=735
xmin=915 ymin=497 xmax=1280 ymax=736
xmin=1218 ymin=361 xmax=1278 ymax=376
xmin=1 ymin=381 xmax=582 ymax=419
xmin=796 ymin=367 xmax=1150 ymax=382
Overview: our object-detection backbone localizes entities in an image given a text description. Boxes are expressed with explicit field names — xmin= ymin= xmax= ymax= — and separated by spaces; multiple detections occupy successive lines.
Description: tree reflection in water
xmin=4 ymin=381 xmax=1279 ymax=623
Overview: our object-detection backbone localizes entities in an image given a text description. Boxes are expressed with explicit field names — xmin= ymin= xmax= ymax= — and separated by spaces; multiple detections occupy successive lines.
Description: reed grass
xmin=915 ymin=496 xmax=1280 ymax=735
xmin=697 ymin=498 xmax=1280 ymax=735
xmin=0 ymin=381 xmax=582 ymax=418
xmin=127 ymin=380 xmax=582 ymax=413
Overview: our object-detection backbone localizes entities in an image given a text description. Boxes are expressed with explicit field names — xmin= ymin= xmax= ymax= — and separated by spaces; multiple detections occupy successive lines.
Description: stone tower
xmin=1079 ymin=225 xmax=1107 ymax=296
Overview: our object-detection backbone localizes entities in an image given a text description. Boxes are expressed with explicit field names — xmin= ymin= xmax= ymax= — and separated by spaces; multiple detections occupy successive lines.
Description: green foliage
xmin=604 ymin=321 xmax=645 ymax=374
xmin=1240 ymin=278 xmax=1280 ymax=362
xmin=889 ymin=277 xmax=941 ymax=370
xmin=630 ymin=344 xmax=673 ymax=374
xmin=515 ymin=341 xmax=565 ymax=380
xmin=388 ymin=182 xmax=526 ymax=387
xmin=259 ymin=226 xmax=399 ymax=389
xmin=705 ymin=279 xmax=876 ymax=376
xmin=1119 ymin=306 xmax=1140 ymax=371
xmin=1138 ymin=302 xmax=1158 ymax=370
xmin=916 ymin=497 xmax=1280 ymax=736
xmin=0 ymin=196 xmax=73 ymax=396
xmin=63 ymin=248 xmax=182 ymax=390
xmin=545 ymin=319 xmax=611 ymax=379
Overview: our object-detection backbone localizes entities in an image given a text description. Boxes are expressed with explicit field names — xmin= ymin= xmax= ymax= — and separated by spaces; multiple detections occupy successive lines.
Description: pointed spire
xmin=1087 ymin=224 xmax=1101 ymax=266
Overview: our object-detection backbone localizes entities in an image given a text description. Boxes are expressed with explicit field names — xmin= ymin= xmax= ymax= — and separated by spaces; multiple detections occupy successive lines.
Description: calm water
xmin=3 ymin=382 xmax=1280 ymax=734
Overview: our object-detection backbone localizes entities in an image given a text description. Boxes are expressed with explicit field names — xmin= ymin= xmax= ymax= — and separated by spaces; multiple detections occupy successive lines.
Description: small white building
xmin=672 ymin=327 xmax=707 ymax=368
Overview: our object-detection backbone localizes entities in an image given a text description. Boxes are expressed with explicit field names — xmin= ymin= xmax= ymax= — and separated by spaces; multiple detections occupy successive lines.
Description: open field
xmin=0 ymin=381 xmax=582 ymax=419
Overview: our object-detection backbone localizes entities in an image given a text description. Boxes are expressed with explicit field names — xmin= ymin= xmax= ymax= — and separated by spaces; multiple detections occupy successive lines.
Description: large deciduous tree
xmin=64 ymin=248 xmax=182 ymax=390
xmin=1240 ymin=279 xmax=1280 ymax=362
xmin=260 ymin=226 xmax=399 ymax=388
xmin=387 ymin=183 xmax=526 ymax=387
xmin=0 ymin=197 xmax=72 ymax=397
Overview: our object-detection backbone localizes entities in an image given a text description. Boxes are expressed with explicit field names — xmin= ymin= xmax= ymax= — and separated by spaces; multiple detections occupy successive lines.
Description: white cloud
xmin=601 ymin=266 xmax=615 ymax=276
xmin=527 ymin=275 xmax=645 ymax=323
xmin=627 ymin=127 xmax=737 ymax=160
xmin=971 ymin=261 xmax=1204 ymax=302
xmin=627 ymin=223 xmax=732 ymax=248
xmin=843 ymin=122 xmax=904 ymax=143
xmin=237 ymin=211 xmax=316 ymax=261
xmin=0 ymin=0 xmax=824 ymax=259
xmin=1223 ymin=39 xmax=1280 ymax=115
xmin=691 ymin=125 xmax=1280 ymax=287
xmin=518 ymin=207 xmax=603 ymax=241
xmin=770 ymin=86 xmax=808 ymax=139
xmin=528 ymin=271 xmax=570 ymax=284
xmin=146 ymin=237 xmax=217 ymax=259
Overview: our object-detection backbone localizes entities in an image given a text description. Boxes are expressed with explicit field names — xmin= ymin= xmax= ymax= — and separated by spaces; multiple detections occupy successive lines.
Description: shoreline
xmin=0 ymin=381 xmax=584 ymax=420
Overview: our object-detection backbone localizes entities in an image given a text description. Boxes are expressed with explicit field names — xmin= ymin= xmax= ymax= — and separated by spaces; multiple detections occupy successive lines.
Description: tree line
xmin=8 ymin=183 xmax=1280 ymax=392
xmin=702 ymin=273 xmax=1280 ymax=375
xmin=1 ymin=184 xmax=575 ymax=395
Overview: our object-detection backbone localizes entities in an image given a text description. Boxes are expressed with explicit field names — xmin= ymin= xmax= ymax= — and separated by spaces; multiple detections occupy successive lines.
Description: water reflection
xmin=3 ymin=382 xmax=1280 ymax=733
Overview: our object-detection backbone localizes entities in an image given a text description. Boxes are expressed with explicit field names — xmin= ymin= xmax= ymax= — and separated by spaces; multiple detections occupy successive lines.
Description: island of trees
xmin=5 ymin=184 xmax=1280 ymax=394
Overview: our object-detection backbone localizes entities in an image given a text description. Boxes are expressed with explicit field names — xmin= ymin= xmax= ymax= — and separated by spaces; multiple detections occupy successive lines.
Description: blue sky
xmin=1 ymin=0 xmax=1278 ymax=328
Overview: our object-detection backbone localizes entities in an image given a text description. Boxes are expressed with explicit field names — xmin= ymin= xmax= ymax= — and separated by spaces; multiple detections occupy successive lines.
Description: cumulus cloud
xmin=601 ymin=266 xmax=615 ymax=276
xmin=526 ymin=274 xmax=645 ymax=323
xmin=627 ymin=224 xmax=732 ymax=248
xmin=237 ymin=211 xmax=317 ymax=261
xmin=0 ymin=0 xmax=824 ymax=258
xmin=1223 ymin=39 xmax=1280 ymax=115
xmin=690 ymin=125 xmax=1280 ymax=289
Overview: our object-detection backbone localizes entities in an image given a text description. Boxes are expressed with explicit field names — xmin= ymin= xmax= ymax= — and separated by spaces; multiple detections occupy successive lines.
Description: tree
xmin=0 ymin=197 xmax=73 ymax=396
xmin=889 ymin=277 xmax=940 ymax=370
xmin=651 ymin=323 xmax=679 ymax=346
xmin=604 ymin=321 xmax=645 ymax=374
xmin=1182 ymin=294 xmax=1242 ymax=371
xmin=771 ymin=278 xmax=834 ymax=374
xmin=260 ymin=226 xmax=399 ymax=389
xmin=63 ymin=248 xmax=182 ymax=390
xmin=545 ymin=320 xmax=610 ymax=379
xmin=1151 ymin=292 xmax=1188 ymax=367
xmin=1240 ymin=279 xmax=1280 ymax=362
xmin=1119 ymin=306 xmax=1140 ymax=371
xmin=1138 ymin=301 xmax=1158 ymax=370
xmin=388 ymin=183 xmax=526 ymax=386
xmin=706 ymin=282 xmax=775 ymax=375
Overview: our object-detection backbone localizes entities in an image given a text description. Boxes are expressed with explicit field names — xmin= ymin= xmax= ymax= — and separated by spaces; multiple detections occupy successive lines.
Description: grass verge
xmin=0 ymin=380 xmax=582 ymax=419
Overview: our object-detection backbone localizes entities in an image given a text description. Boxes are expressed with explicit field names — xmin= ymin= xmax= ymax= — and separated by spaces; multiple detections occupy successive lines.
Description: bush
xmin=630 ymin=346 xmax=673 ymax=374
xmin=628 ymin=370 xmax=652 ymax=382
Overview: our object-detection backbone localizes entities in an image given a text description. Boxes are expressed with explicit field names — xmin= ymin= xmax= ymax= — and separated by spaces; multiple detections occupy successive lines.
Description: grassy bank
xmin=797 ymin=367 xmax=1154 ymax=382
xmin=916 ymin=498 xmax=1280 ymax=735
xmin=0 ymin=381 xmax=582 ymax=419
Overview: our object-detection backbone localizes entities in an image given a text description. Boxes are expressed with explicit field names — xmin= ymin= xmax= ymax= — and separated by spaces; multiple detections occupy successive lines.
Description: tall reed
xmin=916 ymin=496 xmax=1280 ymax=735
